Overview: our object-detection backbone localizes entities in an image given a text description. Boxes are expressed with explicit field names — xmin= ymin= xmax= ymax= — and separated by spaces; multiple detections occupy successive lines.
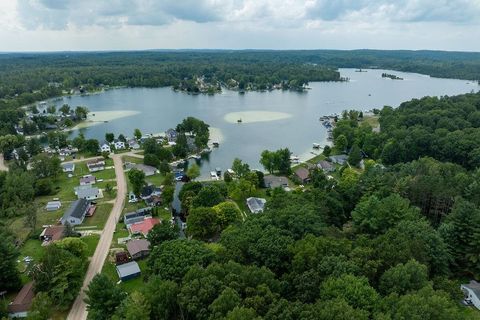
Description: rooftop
xmin=7 ymin=282 xmax=34 ymax=314
xmin=126 ymin=239 xmax=151 ymax=256
xmin=116 ymin=261 xmax=141 ymax=278
xmin=246 ymin=197 xmax=266 ymax=213
xmin=129 ymin=217 xmax=160 ymax=236
xmin=61 ymin=199 xmax=90 ymax=222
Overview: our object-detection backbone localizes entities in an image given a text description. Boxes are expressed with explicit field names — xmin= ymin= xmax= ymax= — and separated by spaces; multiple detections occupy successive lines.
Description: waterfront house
xmin=61 ymin=199 xmax=91 ymax=225
xmin=263 ymin=175 xmax=289 ymax=189
xmin=461 ymin=280 xmax=480 ymax=310
xmin=165 ymin=128 xmax=178 ymax=142
xmin=124 ymin=162 xmax=157 ymax=176
xmin=294 ymin=167 xmax=311 ymax=184
xmin=100 ymin=142 xmax=111 ymax=153
xmin=127 ymin=139 xmax=140 ymax=150
xmin=116 ymin=261 xmax=141 ymax=281
xmin=328 ymin=154 xmax=348 ymax=165
xmin=246 ymin=197 xmax=267 ymax=214
xmin=113 ymin=140 xmax=126 ymax=150
xmin=140 ymin=184 xmax=162 ymax=200
xmin=62 ymin=163 xmax=75 ymax=173
xmin=317 ymin=160 xmax=335 ymax=173
xmin=7 ymin=282 xmax=35 ymax=318
xmin=126 ymin=239 xmax=151 ymax=260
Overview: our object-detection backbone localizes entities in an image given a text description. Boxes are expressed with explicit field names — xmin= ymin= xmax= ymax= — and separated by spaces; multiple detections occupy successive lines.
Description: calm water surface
xmin=52 ymin=69 xmax=478 ymax=177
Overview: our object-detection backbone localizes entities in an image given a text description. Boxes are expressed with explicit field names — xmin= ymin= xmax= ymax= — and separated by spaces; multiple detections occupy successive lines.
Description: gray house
xmin=61 ymin=199 xmax=91 ymax=225
xmin=263 ymin=175 xmax=289 ymax=189
xmin=62 ymin=163 xmax=75 ymax=173
xmin=329 ymin=154 xmax=348 ymax=165
xmin=246 ymin=197 xmax=267 ymax=214
xmin=74 ymin=185 xmax=102 ymax=200
xmin=123 ymin=207 xmax=152 ymax=227
xmin=126 ymin=239 xmax=151 ymax=260
xmin=116 ymin=261 xmax=141 ymax=281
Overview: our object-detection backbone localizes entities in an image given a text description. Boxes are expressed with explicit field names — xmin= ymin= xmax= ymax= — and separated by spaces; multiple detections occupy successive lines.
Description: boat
xmin=216 ymin=167 xmax=222 ymax=176
xmin=313 ymin=143 xmax=321 ymax=148
xmin=210 ymin=171 xmax=219 ymax=180
xmin=212 ymin=142 xmax=219 ymax=147
xmin=237 ymin=119 xmax=242 ymax=123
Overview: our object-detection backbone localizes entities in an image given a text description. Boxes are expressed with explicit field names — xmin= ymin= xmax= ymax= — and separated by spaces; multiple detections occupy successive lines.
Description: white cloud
xmin=0 ymin=0 xmax=478 ymax=51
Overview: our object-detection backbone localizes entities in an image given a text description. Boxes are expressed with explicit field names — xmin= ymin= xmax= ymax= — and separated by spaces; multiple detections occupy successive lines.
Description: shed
xmin=45 ymin=201 xmax=62 ymax=211
xmin=126 ymin=239 xmax=151 ymax=260
xmin=116 ymin=261 xmax=141 ymax=281
xmin=7 ymin=282 xmax=35 ymax=318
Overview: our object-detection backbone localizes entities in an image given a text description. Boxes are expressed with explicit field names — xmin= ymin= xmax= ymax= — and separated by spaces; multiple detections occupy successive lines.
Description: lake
xmin=52 ymin=68 xmax=478 ymax=178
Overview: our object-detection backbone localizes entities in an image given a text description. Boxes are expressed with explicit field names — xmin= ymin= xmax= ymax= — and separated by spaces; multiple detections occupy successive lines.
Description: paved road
xmin=67 ymin=154 xmax=127 ymax=320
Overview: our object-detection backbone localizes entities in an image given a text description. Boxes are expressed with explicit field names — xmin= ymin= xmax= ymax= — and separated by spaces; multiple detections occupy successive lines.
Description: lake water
xmin=52 ymin=68 xmax=478 ymax=178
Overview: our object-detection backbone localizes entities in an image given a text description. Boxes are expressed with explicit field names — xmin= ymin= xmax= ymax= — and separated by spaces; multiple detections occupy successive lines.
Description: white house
xmin=461 ymin=280 xmax=480 ymax=310
xmin=74 ymin=185 xmax=103 ymax=200
xmin=61 ymin=199 xmax=91 ymax=225
xmin=114 ymin=140 xmax=126 ymax=150
xmin=100 ymin=143 xmax=111 ymax=153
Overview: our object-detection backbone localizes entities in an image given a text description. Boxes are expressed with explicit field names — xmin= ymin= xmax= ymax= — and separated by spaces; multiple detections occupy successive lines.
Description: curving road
xmin=67 ymin=154 xmax=126 ymax=320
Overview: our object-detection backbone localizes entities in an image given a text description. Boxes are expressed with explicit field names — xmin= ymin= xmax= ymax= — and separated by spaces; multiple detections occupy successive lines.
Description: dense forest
xmin=1 ymin=49 xmax=480 ymax=110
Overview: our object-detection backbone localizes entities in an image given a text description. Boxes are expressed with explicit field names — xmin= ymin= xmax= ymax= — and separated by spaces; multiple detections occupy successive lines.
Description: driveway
xmin=67 ymin=154 xmax=126 ymax=320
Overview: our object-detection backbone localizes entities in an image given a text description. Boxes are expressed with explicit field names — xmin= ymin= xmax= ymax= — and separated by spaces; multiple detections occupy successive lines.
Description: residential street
xmin=67 ymin=154 xmax=126 ymax=320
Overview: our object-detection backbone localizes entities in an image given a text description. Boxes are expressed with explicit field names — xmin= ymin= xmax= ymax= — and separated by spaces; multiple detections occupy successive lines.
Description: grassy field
xmin=102 ymin=257 xmax=148 ymax=293
xmin=82 ymin=234 xmax=100 ymax=257
xmin=82 ymin=203 xmax=113 ymax=229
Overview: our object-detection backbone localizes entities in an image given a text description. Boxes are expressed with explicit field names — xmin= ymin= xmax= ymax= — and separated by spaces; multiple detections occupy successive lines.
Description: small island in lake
xmin=382 ymin=73 xmax=404 ymax=80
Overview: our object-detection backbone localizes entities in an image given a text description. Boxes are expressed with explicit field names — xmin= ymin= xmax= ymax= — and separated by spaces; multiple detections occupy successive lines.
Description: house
xmin=62 ymin=163 xmax=75 ymax=173
xmin=45 ymin=201 xmax=61 ymax=211
xmin=113 ymin=140 xmax=126 ymax=150
xmin=317 ymin=160 xmax=335 ymax=173
xmin=7 ymin=282 xmax=35 ymax=318
xmin=116 ymin=261 xmax=141 ymax=281
xmin=126 ymin=239 xmax=151 ymax=260
xmin=165 ymin=128 xmax=178 ymax=142
xmin=74 ymin=185 xmax=103 ymax=200
xmin=294 ymin=167 xmax=311 ymax=184
xmin=263 ymin=175 xmax=289 ymax=189
xmin=246 ymin=197 xmax=267 ymax=214
xmin=129 ymin=217 xmax=160 ymax=237
xmin=59 ymin=147 xmax=78 ymax=157
xmin=145 ymin=195 xmax=162 ymax=207
xmin=123 ymin=207 xmax=152 ymax=227
xmin=461 ymin=280 xmax=480 ymax=310
xmin=329 ymin=154 xmax=348 ymax=165
xmin=80 ymin=175 xmax=96 ymax=186
xmin=140 ymin=184 xmax=162 ymax=200
xmin=39 ymin=225 xmax=65 ymax=245
xmin=100 ymin=142 xmax=111 ymax=153
xmin=61 ymin=199 xmax=91 ymax=225
xmin=87 ymin=159 xmax=105 ymax=172
xmin=127 ymin=139 xmax=140 ymax=150
xmin=125 ymin=163 xmax=157 ymax=177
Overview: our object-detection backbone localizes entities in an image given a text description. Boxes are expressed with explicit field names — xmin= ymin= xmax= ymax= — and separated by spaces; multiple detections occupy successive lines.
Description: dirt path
xmin=0 ymin=154 xmax=8 ymax=171
xmin=67 ymin=154 xmax=126 ymax=320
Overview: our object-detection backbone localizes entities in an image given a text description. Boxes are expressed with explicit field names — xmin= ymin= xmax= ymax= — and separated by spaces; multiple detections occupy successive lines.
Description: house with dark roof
xmin=165 ymin=128 xmax=178 ymax=142
xmin=328 ymin=154 xmax=348 ymax=165
xmin=145 ymin=195 xmax=162 ymax=207
xmin=263 ymin=175 xmax=289 ymax=189
xmin=61 ymin=199 xmax=91 ymax=225
xmin=126 ymin=239 xmax=151 ymax=260
xmin=246 ymin=197 xmax=266 ymax=214
xmin=317 ymin=160 xmax=335 ymax=173
xmin=461 ymin=280 xmax=480 ymax=310
xmin=294 ymin=167 xmax=311 ymax=184
xmin=7 ymin=282 xmax=35 ymax=318
xmin=80 ymin=175 xmax=96 ymax=186
xmin=87 ymin=159 xmax=105 ymax=172
xmin=123 ymin=207 xmax=152 ymax=227
xmin=116 ymin=261 xmax=141 ymax=281
xmin=140 ymin=184 xmax=161 ymax=200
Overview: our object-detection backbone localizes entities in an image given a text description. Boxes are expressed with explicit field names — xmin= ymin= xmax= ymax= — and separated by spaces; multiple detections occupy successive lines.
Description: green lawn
xmin=123 ymin=156 xmax=143 ymax=164
xmin=146 ymin=173 xmax=165 ymax=186
xmin=102 ymin=258 xmax=148 ymax=293
xmin=82 ymin=203 xmax=113 ymax=229
xmin=82 ymin=235 xmax=100 ymax=257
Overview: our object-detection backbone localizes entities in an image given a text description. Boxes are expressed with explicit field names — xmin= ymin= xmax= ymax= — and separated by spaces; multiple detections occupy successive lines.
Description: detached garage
xmin=116 ymin=261 xmax=141 ymax=281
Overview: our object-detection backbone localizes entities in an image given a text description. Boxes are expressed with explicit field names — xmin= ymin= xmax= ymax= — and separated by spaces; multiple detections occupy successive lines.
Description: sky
xmin=1 ymin=0 xmax=480 ymax=52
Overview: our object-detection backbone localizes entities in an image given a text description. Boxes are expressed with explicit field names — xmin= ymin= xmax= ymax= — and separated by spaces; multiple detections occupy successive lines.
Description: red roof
xmin=129 ymin=218 xmax=160 ymax=236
